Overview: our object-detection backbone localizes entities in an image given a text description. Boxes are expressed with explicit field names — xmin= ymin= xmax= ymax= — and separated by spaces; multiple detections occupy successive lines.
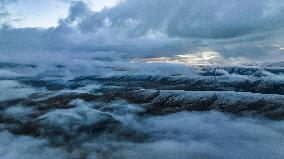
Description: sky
xmin=1 ymin=0 xmax=284 ymax=65
xmin=1 ymin=0 xmax=120 ymax=28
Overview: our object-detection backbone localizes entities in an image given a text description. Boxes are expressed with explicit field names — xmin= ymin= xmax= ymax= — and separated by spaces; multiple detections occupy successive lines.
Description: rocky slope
xmin=0 ymin=64 xmax=284 ymax=159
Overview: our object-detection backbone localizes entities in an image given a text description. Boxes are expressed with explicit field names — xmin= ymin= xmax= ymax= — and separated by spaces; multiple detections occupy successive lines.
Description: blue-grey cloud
xmin=69 ymin=0 xmax=284 ymax=39
xmin=1 ymin=0 xmax=284 ymax=62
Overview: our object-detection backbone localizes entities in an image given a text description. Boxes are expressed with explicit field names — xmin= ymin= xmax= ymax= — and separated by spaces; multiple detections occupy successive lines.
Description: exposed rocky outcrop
xmin=0 ymin=66 xmax=284 ymax=150
xmin=114 ymin=89 xmax=284 ymax=119
xmin=81 ymin=75 xmax=284 ymax=95
xmin=198 ymin=66 xmax=284 ymax=76
xmin=0 ymin=91 xmax=145 ymax=143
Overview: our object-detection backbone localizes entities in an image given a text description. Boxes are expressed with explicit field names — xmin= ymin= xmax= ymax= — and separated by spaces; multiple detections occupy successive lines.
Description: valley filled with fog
xmin=1 ymin=0 xmax=284 ymax=159
xmin=0 ymin=55 xmax=284 ymax=159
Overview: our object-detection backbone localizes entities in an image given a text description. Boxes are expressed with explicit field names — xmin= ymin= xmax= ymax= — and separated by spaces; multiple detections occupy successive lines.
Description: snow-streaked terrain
xmin=2 ymin=0 xmax=284 ymax=158
xmin=0 ymin=56 xmax=284 ymax=159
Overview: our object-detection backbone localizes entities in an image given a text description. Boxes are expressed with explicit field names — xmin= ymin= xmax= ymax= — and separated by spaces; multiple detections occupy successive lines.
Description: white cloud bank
xmin=1 ymin=110 xmax=284 ymax=159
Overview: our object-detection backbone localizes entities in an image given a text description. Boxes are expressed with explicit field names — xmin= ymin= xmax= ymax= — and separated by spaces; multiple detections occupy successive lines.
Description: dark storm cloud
xmin=1 ymin=0 xmax=284 ymax=61
xmin=79 ymin=0 xmax=284 ymax=38
xmin=57 ymin=0 xmax=284 ymax=38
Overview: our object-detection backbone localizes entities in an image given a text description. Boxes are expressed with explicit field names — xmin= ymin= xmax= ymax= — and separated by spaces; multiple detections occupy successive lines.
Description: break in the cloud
xmin=0 ymin=0 xmax=20 ymax=26
xmin=1 ymin=0 xmax=284 ymax=63
xmin=63 ymin=0 xmax=120 ymax=11
xmin=1 ymin=0 xmax=120 ymax=28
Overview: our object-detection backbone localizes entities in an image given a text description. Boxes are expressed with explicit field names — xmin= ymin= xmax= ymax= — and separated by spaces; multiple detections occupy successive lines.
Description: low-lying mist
xmin=1 ymin=98 xmax=284 ymax=159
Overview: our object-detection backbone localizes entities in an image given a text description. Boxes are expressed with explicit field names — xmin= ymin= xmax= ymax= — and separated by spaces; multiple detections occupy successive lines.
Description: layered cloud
xmin=65 ymin=0 xmax=284 ymax=39
xmin=1 ymin=0 xmax=284 ymax=63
